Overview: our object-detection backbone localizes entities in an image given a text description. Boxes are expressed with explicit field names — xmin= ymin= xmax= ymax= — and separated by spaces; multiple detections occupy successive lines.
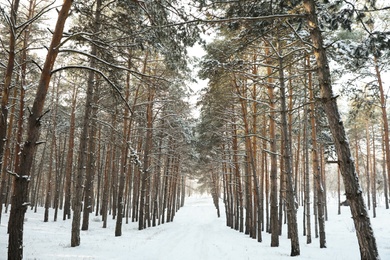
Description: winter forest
xmin=0 ymin=0 xmax=390 ymax=259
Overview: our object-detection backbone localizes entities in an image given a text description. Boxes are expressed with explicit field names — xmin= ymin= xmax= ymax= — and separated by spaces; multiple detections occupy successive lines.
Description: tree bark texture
xmin=8 ymin=1 xmax=73 ymax=259
xmin=374 ymin=56 xmax=390 ymax=207
xmin=63 ymin=84 xmax=78 ymax=220
xmin=72 ymin=0 xmax=102 ymax=245
xmin=278 ymin=48 xmax=300 ymax=256
xmin=308 ymin=56 xmax=326 ymax=248
xmin=266 ymin=45 xmax=279 ymax=247
xmin=303 ymin=1 xmax=379 ymax=259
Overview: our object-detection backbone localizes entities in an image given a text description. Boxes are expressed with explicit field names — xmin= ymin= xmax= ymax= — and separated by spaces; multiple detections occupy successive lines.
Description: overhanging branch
xmin=51 ymin=65 xmax=134 ymax=116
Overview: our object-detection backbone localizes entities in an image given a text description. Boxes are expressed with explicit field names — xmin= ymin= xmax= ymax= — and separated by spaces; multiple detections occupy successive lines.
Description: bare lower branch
xmin=51 ymin=65 xmax=134 ymax=116
xmin=58 ymin=48 xmax=171 ymax=83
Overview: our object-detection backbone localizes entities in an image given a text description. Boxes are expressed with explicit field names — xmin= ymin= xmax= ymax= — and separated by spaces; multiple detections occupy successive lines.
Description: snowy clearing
xmin=1 ymin=196 xmax=390 ymax=260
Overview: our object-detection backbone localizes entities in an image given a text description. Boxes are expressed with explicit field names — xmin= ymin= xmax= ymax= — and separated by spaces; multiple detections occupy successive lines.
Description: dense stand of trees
xmin=0 ymin=1 xmax=198 ymax=259
xmin=0 ymin=0 xmax=389 ymax=259
xmin=195 ymin=0 xmax=388 ymax=259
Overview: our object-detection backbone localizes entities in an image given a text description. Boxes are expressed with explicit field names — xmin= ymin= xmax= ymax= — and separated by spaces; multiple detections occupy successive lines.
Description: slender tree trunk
xmin=54 ymin=134 xmax=66 ymax=220
xmin=73 ymin=0 xmax=102 ymax=239
xmin=263 ymin=114 xmax=270 ymax=233
xmin=152 ymin=130 xmax=163 ymax=227
xmin=303 ymin=73 xmax=312 ymax=243
xmin=278 ymin=136 xmax=285 ymax=235
xmin=266 ymin=45 xmax=279 ymax=247
xmin=161 ymin=149 xmax=171 ymax=224
xmin=381 ymin=130 xmax=389 ymax=209
xmin=321 ymin=145 xmax=328 ymax=221
xmin=278 ymin=43 xmax=300 ymax=256
xmin=234 ymin=77 xmax=259 ymax=239
xmin=366 ymin=124 xmax=371 ymax=210
xmin=222 ymin=146 xmax=230 ymax=226
xmin=303 ymin=1 xmax=379 ymax=258
xmin=0 ymin=0 xmax=20 ymax=225
xmin=8 ymin=2 xmax=72 ymax=259
xmin=251 ymin=59 xmax=262 ymax=242
xmin=338 ymin=166 xmax=341 ymax=215
xmin=81 ymin=81 xmax=99 ymax=230
xmin=63 ymin=84 xmax=77 ymax=220
xmin=371 ymin=127 xmax=376 ymax=218
xmin=0 ymin=0 xmax=20 ymax=177
xmin=139 ymin=85 xmax=155 ymax=230
xmin=180 ymin=175 xmax=185 ymax=207
xmin=1 ymin=0 xmax=36 ymax=224
xmin=132 ymin=137 xmax=143 ymax=222
xmin=96 ymin=133 xmax=104 ymax=217
xmin=354 ymin=125 xmax=361 ymax=179
xmin=115 ymin=79 xmax=131 ymax=236
xmin=0 ymin=87 xmax=17 ymax=225
xmin=308 ymin=55 xmax=326 ymax=248
xmin=44 ymin=87 xmax=58 ymax=222
xmin=260 ymin=112 xmax=267 ymax=233
xmin=374 ymin=56 xmax=390 ymax=203
xmin=232 ymin=116 xmax=244 ymax=233
xmin=102 ymin=142 xmax=112 ymax=228
xmin=30 ymin=133 xmax=48 ymax=212
xmin=111 ymin=129 xmax=119 ymax=220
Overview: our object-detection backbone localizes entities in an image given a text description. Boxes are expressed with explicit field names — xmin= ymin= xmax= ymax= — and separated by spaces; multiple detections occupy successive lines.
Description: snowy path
xmin=1 ymin=196 xmax=390 ymax=259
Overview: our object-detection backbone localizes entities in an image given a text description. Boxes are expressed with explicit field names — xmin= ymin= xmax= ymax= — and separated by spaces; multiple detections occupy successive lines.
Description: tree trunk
xmin=279 ymin=54 xmax=300 ymax=256
xmin=374 ymin=56 xmax=390 ymax=205
xmin=0 ymin=0 xmax=20 ymax=180
xmin=74 ymin=0 xmax=102 ymax=237
xmin=152 ymin=129 xmax=164 ymax=227
xmin=139 ymin=85 xmax=155 ymax=230
xmin=0 ymin=87 xmax=17 ymax=225
xmin=338 ymin=166 xmax=341 ymax=215
xmin=63 ymin=84 xmax=78 ymax=220
xmin=111 ymin=128 xmax=119 ymax=220
xmin=132 ymin=136 xmax=143 ymax=223
xmin=303 ymin=71 xmax=312 ymax=243
xmin=102 ymin=143 xmax=113 ymax=228
xmin=366 ymin=123 xmax=371 ymax=210
xmin=161 ymin=149 xmax=171 ymax=224
xmin=232 ymin=116 xmax=244 ymax=233
xmin=81 ymin=80 xmax=99 ymax=230
xmin=95 ymin=132 xmax=104 ymax=217
xmin=262 ymin=113 xmax=270 ymax=233
xmin=0 ymin=0 xmax=20 ymax=226
xmin=233 ymin=77 xmax=255 ymax=238
xmin=8 ymin=2 xmax=72 ymax=259
xmin=308 ymin=55 xmax=326 ymax=248
xmin=44 ymin=87 xmax=58 ymax=222
xmin=371 ymin=127 xmax=376 ymax=218
xmin=266 ymin=45 xmax=279 ymax=247
xmin=115 ymin=77 xmax=131 ymax=236
xmin=260 ymin=112 xmax=267 ymax=233
xmin=54 ymin=134 xmax=66 ymax=220
xmin=278 ymin=43 xmax=300 ymax=256
xmin=303 ymin=1 xmax=379 ymax=258
xmin=381 ymin=130 xmax=389 ymax=209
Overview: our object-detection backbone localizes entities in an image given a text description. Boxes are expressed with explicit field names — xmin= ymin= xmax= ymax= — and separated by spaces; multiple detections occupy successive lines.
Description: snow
xmin=1 ymin=196 xmax=389 ymax=260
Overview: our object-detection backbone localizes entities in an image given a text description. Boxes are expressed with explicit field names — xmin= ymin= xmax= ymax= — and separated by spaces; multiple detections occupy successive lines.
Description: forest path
xmin=2 ymin=196 xmax=389 ymax=259
xmin=116 ymin=196 xmax=292 ymax=260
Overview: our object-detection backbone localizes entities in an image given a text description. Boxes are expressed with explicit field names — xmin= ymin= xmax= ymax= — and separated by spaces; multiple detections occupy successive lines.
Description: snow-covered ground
xmin=1 ymin=196 xmax=389 ymax=260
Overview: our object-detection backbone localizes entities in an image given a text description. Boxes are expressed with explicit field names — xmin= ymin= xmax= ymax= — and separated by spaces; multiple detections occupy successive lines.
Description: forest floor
xmin=1 ymin=195 xmax=389 ymax=260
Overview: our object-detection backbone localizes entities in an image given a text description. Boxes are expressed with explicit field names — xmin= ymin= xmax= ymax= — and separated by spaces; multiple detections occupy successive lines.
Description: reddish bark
xmin=8 ymin=1 xmax=73 ymax=259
